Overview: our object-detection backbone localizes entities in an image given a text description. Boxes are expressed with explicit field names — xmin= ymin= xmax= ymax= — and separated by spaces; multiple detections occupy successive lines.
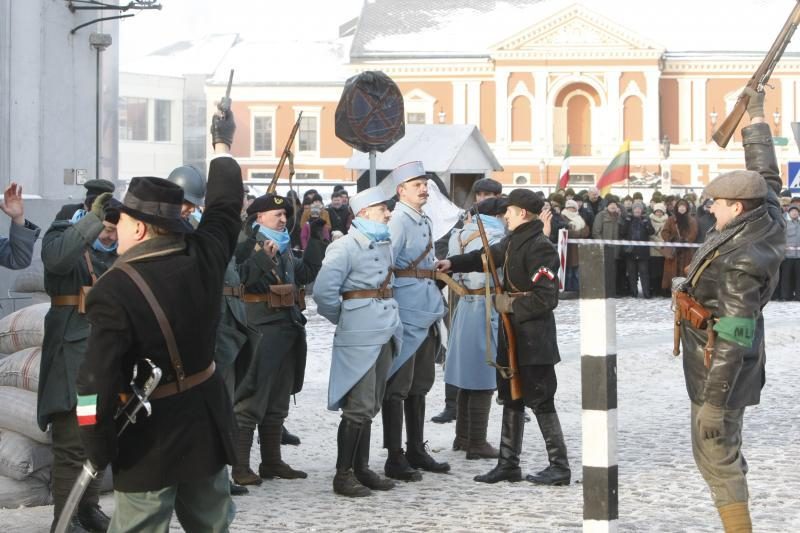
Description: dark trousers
xmin=649 ymin=256 xmax=667 ymax=297
xmin=51 ymin=410 xmax=104 ymax=520
xmin=625 ymin=256 xmax=651 ymax=298
xmin=498 ymin=364 xmax=558 ymax=414
xmin=385 ymin=327 xmax=437 ymax=401
xmin=780 ymin=258 xmax=800 ymax=300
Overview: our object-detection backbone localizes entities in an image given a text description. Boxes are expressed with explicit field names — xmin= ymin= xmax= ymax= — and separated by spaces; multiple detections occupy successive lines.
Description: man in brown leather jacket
xmin=674 ymin=90 xmax=784 ymax=532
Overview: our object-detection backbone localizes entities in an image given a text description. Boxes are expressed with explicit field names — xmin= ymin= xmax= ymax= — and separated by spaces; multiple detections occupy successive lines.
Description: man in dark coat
xmin=436 ymin=189 xmax=570 ymax=486
xmin=39 ymin=183 xmax=118 ymax=532
xmin=74 ymin=109 xmax=243 ymax=530
xmin=232 ymin=191 xmax=325 ymax=484
xmin=674 ymin=90 xmax=784 ymax=532
xmin=619 ymin=201 xmax=656 ymax=298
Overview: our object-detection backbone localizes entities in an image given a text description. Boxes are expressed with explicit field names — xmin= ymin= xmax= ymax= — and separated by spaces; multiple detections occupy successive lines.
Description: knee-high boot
xmin=404 ymin=395 xmax=450 ymax=473
xmin=474 ymin=406 xmax=524 ymax=483
xmin=258 ymin=423 xmax=307 ymax=479
xmin=452 ymin=389 xmax=469 ymax=451
xmin=333 ymin=418 xmax=370 ymax=497
xmin=232 ymin=427 xmax=262 ymax=485
xmin=382 ymin=400 xmax=422 ymax=481
xmin=354 ymin=419 xmax=394 ymax=491
xmin=526 ymin=411 xmax=571 ymax=486
xmin=466 ymin=390 xmax=499 ymax=460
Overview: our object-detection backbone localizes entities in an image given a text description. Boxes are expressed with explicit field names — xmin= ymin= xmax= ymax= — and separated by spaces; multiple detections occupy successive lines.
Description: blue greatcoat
xmin=444 ymin=219 xmax=505 ymax=390
xmin=313 ymin=228 xmax=403 ymax=410
xmin=387 ymin=202 xmax=445 ymax=377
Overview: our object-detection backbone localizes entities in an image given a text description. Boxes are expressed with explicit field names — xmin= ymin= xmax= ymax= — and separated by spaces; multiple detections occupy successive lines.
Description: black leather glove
xmin=309 ymin=218 xmax=326 ymax=241
xmin=210 ymin=108 xmax=236 ymax=147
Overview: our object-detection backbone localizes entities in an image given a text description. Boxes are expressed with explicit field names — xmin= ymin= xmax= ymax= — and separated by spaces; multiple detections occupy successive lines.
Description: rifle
xmin=712 ymin=2 xmax=800 ymax=147
xmin=474 ymin=212 xmax=523 ymax=401
xmin=267 ymin=111 xmax=304 ymax=194
xmin=54 ymin=359 xmax=162 ymax=533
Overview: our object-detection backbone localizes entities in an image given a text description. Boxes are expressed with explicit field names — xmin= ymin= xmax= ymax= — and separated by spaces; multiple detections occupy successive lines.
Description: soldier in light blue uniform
xmin=445 ymin=198 xmax=507 ymax=460
xmin=313 ymin=186 xmax=401 ymax=497
xmin=382 ymin=161 xmax=450 ymax=481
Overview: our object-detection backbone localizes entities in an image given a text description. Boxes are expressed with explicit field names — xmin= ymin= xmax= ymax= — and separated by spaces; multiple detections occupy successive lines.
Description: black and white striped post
xmin=578 ymin=243 xmax=618 ymax=532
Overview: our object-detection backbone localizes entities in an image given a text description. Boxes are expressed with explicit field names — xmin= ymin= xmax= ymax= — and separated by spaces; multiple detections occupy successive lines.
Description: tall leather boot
xmin=474 ymin=406 xmax=524 ymax=483
xmin=258 ymin=423 xmax=307 ymax=479
xmin=466 ymin=390 xmax=499 ymax=460
xmin=452 ymin=389 xmax=469 ymax=451
xmin=718 ymin=502 xmax=752 ymax=533
xmin=404 ymin=395 xmax=450 ymax=473
xmin=333 ymin=419 xmax=371 ymax=497
xmin=382 ymin=399 xmax=422 ymax=481
xmin=526 ymin=412 xmax=571 ymax=486
xmin=354 ymin=419 xmax=394 ymax=491
xmin=232 ymin=427 xmax=262 ymax=486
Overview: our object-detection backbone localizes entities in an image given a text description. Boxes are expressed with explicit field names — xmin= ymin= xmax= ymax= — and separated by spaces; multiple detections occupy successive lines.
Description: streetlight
xmin=773 ymin=108 xmax=781 ymax=128
xmin=438 ymin=107 xmax=446 ymax=124
xmin=660 ymin=134 xmax=671 ymax=195
xmin=709 ymin=108 xmax=718 ymax=129
xmin=661 ymin=134 xmax=671 ymax=159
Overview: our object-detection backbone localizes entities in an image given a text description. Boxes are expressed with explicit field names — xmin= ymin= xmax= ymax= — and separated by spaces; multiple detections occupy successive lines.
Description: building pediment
xmin=492 ymin=4 xmax=664 ymax=61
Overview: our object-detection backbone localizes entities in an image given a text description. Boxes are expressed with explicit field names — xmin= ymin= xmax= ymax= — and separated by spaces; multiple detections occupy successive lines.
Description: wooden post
xmin=579 ymin=243 xmax=618 ymax=532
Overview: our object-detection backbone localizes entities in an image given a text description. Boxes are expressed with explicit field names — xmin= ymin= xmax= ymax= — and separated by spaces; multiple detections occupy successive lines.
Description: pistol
xmin=216 ymin=69 xmax=234 ymax=117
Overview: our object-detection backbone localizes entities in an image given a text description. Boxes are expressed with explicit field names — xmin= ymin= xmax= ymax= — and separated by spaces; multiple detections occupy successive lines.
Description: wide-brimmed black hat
xmin=246 ymin=193 xmax=294 ymax=218
xmin=111 ymin=177 xmax=192 ymax=233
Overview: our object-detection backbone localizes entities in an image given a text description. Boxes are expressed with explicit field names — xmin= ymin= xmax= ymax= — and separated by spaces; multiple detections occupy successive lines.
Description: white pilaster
xmin=466 ymin=80 xmax=481 ymax=127
xmin=534 ymin=71 xmax=549 ymax=153
xmin=644 ymin=70 xmax=661 ymax=148
xmin=495 ymin=70 xmax=510 ymax=150
xmin=678 ymin=78 xmax=692 ymax=145
xmin=606 ymin=71 xmax=621 ymax=150
xmin=452 ymin=81 xmax=467 ymax=125
xmin=692 ymin=78 xmax=707 ymax=145
xmin=780 ymin=77 xmax=795 ymax=140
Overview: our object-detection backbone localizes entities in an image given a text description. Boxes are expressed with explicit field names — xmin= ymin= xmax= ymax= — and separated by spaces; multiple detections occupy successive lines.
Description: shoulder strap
xmin=459 ymin=231 xmax=481 ymax=253
xmin=690 ymin=249 xmax=720 ymax=289
xmin=502 ymin=247 xmax=524 ymax=293
xmin=84 ymin=251 xmax=98 ymax=285
xmin=408 ymin=237 xmax=434 ymax=270
xmin=116 ymin=262 xmax=186 ymax=389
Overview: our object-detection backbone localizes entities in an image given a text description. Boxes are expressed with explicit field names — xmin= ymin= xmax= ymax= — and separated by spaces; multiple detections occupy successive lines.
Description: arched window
xmin=623 ymin=96 xmax=643 ymax=142
xmin=511 ymin=95 xmax=532 ymax=143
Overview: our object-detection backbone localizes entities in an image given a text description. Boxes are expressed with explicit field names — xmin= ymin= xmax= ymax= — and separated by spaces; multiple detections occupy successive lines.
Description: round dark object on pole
xmin=335 ymin=71 xmax=405 ymax=153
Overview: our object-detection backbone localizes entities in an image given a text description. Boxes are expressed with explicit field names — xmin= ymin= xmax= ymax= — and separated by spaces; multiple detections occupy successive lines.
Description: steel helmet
xmin=167 ymin=165 xmax=206 ymax=206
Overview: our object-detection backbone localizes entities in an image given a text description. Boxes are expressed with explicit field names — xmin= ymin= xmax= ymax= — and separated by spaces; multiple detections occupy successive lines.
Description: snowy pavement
xmin=1 ymin=298 xmax=798 ymax=532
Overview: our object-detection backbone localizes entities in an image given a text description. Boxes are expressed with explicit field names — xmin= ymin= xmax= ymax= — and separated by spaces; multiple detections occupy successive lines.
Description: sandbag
xmin=0 ymin=303 xmax=49 ymax=354
xmin=0 ymin=387 xmax=51 ymax=444
xmin=0 ymin=429 xmax=52 ymax=481
xmin=0 ymin=471 xmax=52 ymax=508
xmin=0 ymin=347 xmax=41 ymax=392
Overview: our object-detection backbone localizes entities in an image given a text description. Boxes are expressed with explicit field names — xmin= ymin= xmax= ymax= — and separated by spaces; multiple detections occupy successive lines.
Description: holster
xmin=672 ymin=290 xmax=716 ymax=368
xmin=78 ymin=286 xmax=91 ymax=314
xmin=268 ymin=284 xmax=296 ymax=309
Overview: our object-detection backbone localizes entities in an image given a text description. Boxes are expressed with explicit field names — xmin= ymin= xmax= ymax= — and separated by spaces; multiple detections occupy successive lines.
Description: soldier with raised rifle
xmin=436 ymin=189 xmax=571 ymax=486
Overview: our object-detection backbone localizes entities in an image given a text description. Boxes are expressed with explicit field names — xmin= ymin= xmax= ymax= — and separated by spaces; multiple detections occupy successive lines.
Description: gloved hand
xmin=696 ymin=403 xmax=725 ymax=440
xmin=210 ymin=108 xmax=236 ymax=147
xmin=743 ymin=87 xmax=765 ymax=120
xmin=90 ymin=192 xmax=114 ymax=221
xmin=492 ymin=293 xmax=516 ymax=314
xmin=309 ymin=218 xmax=327 ymax=241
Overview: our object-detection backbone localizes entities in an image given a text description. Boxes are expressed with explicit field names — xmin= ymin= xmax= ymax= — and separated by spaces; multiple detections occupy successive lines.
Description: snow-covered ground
xmin=1 ymin=298 xmax=798 ymax=532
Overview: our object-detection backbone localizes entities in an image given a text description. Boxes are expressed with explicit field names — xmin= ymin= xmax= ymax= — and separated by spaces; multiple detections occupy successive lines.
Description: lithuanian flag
xmin=77 ymin=394 xmax=98 ymax=426
xmin=596 ymin=141 xmax=630 ymax=196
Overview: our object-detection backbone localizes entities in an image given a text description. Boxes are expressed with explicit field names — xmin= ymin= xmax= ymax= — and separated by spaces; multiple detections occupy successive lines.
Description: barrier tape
xmin=565 ymin=238 xmax=800 ymax=251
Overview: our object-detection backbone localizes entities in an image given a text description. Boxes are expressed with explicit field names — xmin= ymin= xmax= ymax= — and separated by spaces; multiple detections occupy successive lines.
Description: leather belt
xmin=394 ymin=268 xmax=436 ymax=279
xmin=342 ymin=288 xmax=394 ymax=301
xmin=150 ymin=361 xmax=216 ymax=400
xmin=508 ymin=291 xmax=531 ymax=297
xmin=51 ymin=295 xmax=80 ymax=306
xmin=241 ymin=293 xmax=271 ymax=303
xmin=463 ymin=288 xmax=488 ymax=296
xmin=222 ymin=286 xmax=244 ymax=298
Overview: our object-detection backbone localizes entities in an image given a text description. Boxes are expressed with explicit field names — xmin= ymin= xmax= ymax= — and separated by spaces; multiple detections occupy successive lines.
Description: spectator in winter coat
xmin=648 ymin=203 xmax=669 ymax=297
xmin=586 ymin=186 xmax=603 ymax=215
xmin=660 ymin=198 xmax=698 ymax=290
xmin=327 ymin=190 xmax=353 ymax=235
xmin=561 ymin=199 xmax=590 ymax=292
xmin=695 ymin=197 xmax=716 ymax=242
xmin=300 ymin=200 xmax=331 ymax=249
xmin=592 ymin=199 xmax=623 ymax=296
xmin=619 ymin=201 xmax=655 ymax=297
xmin=780 ymin=205 xmax=800 ymax=300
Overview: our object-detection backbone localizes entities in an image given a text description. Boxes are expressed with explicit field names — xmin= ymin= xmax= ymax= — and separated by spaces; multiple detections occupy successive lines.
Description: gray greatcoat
xmin=312 ymin=228 xmax=403 ymax=410
xmin=387 ymin=202 xmax=445 ymax=377
xmin=0 ymin=220 xmax=40 ymax=270
xmin=38 ymin=213 xmax=116 ymax=430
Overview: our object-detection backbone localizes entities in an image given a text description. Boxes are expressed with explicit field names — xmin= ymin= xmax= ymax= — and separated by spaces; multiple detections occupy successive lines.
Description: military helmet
xmin=167 ymin=165 xmax=206 ymax=206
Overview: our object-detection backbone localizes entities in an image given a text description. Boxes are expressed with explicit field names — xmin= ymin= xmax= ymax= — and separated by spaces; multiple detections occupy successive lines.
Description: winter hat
xmin=565 ymin=199 xmax=579 ymax=210
xmin=652 ymin=202 xmax=667 ymax=214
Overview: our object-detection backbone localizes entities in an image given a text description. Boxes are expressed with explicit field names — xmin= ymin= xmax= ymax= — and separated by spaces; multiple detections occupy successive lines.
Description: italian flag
xmin=77 ymin=394 xmax=98 ymax=426
xmin=596 ymin=141 xmax=631 ymax=196
xmin=558 ymin=145 xmax=571 ymax=190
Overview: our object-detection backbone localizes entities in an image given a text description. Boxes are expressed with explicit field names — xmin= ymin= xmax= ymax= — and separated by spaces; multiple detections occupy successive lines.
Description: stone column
xmin=466 ymin=80 xmax=481 ymax=128
xmin=606 ymin=71 xmax=622 ymax=153
xmin=691 ymin=78 xmax=708 ymax=145
xmin=534 ymin=71 xmax=549 ymax=154
xmin=452 ymin=81 xmax=467 ymax=125
xmin=678 ymin=78 xmax=693 ymax=145
xmin=495 ymin=69 xmax=510 ymax=152
xmin=644 ymin=69 xmax=661 ymax=149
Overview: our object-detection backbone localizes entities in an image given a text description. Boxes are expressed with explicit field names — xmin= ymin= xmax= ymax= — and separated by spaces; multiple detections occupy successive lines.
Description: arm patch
xmin=713 ymin=316 xmax=756 ymax=348
xmin=531 ymin=267 xmax=555 ymax=284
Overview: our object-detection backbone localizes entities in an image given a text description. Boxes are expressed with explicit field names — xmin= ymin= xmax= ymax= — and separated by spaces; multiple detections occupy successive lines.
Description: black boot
xmin=431 ymin=384 xmax=458 ymax=423
xmin=452 ymin=389 xmax=469 ymax=451
xmin=382 ymin=400 xmax=422 ymax=482
xmin=354 ymin=420 xmax=394 ymax=491
xmin=474 ymin=406 xmax=524 ymax=483
xmin=526 ymin=412 xmax=571 ymax=486
xmin=281 ymin=424 xmax=301 ymax=446
xmin=229 ymin=481 xmax=249 ymax=496
xmin=258 ymin=423 xmax=307 ymax=479
xmin=466 ymin=390 xmax=499 ymax=460
xmin=51 ymin=516 xmax=91 ymax=533
xmin=232 ymin=428 xmax=262 ymax=486
xmin=76 ymin=503 xmax=110 ymax=532
xmin=333 ymin=418 xmax=371 ymax=497
xmin=404 ymin=395 xmax=450 ymax=473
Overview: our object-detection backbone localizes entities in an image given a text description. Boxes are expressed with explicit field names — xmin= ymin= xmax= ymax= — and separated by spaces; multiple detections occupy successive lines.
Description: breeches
xmin=498 ymin=364 xmax=558 ymax=415
xmin=341 ymin=341 xmax=394 ymax=424
xmin=384 ymin=327 xmax=437 ymax=401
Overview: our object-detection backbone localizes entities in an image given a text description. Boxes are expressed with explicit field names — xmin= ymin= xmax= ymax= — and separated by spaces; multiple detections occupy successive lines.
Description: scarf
xmin=560 ymin=209 xmax=586 ymax=231
xmin=351 ymin=217 xmax=390 ymax=242
xmin=477 ymin=214 xmax=506 ymax=233
xmin=254 ymin=223 xmax=291 ymax=254
xmin=649 ymin=212 xmax=668 ymax=234
xmin=682 ymin=205 xmax=767 ymax=289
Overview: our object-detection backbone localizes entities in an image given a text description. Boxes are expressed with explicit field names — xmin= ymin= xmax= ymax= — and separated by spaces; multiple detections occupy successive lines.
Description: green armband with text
xmin=713 ymin=316 xmax=756 ymax=348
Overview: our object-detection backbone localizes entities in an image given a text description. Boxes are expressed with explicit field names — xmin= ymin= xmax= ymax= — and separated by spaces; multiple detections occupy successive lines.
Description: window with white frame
xmin=407 ymin=112 xmax=427 ymax=125
xmin=154 ymin=99 xmax=171 ymax=142
xmin=403 ymin=89 xmax=436 ymax=126
xmin=298 ymin=116 xmax=318 ymax=152
xmin=253 ymin=115 xmax=273 ymax=153
xmin=571 ymin=173 xmax=595 ymax=185
xmin=249 ymin=171 xmax=273 ymax=180
xmin=295 ymin=171 xmax=322 ymax=180
xmin=119 ymin=97 xmax=148 ymax=141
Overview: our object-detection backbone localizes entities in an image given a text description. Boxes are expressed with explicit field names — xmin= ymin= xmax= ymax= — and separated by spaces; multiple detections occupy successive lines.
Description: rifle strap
xmin=116 ymin=262 xmax=186 ymax=389
xmin=407 ymin=237 xmax=433 ymax=271
xmin=84 ymin=251 xmax=98 ymax=285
